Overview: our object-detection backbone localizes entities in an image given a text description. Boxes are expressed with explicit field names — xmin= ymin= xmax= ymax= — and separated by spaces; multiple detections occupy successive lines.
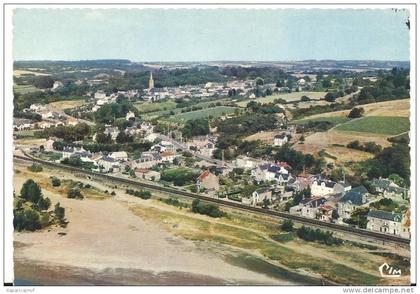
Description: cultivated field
xmin=13 ymin=69 xmax=50 ymax=77
xmin=167 ymin=106 xmax=238 ymax=122
xmin=48 ymin=100 xmax=86 ymax=110
xmin=237 ymin=91 xmax=327 ymax=107
xmin=13 ymin=85 xmax=42 ymax=94
xmin=134 ymin=101 xmax=177 ymax=113
xmin=293 ymin=116 xmax=351 ymax=125
xmin=298 ymin=99 xmax=410 ymax=120
xmin=335 ymin=116 xmax=410 ymax=135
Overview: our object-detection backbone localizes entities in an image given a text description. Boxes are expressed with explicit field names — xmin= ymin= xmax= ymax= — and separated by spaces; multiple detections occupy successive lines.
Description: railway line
xmin=13 ymin=153 xmax=411 ymax=247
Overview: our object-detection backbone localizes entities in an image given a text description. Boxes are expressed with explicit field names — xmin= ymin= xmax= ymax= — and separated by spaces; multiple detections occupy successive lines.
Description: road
xmin=14 ymin=153 xmax=411 ymax=247
xmin=157 ymin=134 xmax=234 ymax=168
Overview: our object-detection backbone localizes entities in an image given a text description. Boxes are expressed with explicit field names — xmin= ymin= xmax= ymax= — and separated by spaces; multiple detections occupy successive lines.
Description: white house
xmin=126 ymin=111 xmax=135 ymax=121
xmin=273 ymin=134 xmax=288 ymax=147
xmin=251 ymin=187 xmax=273 ymax=205
xmin=367 ymin=210 xmax=410 ymax=238
xmin=135 ymin=168 xmax=161 ymax=181
xmin=310 ymin=179 xmax=337 ymax=197
xmin=235 ymin=156 xmax=258 ymax=170
xmin=110 ymin=151 xmax=128 ymax=161
xmin=97 ymin=156 xmax=120 ymax=173
xmin=289 ymin=197 xmax=327 ymax=219
xmin=252 ymin=163 xmax=290 ymax=183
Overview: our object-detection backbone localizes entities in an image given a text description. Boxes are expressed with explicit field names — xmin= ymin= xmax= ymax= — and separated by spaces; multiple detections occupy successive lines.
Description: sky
xmin=13 ymin=8 xmax=410 ymax=61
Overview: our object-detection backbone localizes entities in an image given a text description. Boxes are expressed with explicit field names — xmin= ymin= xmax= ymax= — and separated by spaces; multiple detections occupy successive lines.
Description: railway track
xmin=14 ymin=154 xmax=411 ymax=246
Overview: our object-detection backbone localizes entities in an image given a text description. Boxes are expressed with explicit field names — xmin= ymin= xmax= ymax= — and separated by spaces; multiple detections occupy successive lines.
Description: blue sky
xmin=13 ymin=8 xmax=410 ymax=61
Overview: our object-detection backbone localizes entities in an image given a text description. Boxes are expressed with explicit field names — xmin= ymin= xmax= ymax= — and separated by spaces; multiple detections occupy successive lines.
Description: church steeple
xmin=148 ymin=72 xmax=154 ymax=90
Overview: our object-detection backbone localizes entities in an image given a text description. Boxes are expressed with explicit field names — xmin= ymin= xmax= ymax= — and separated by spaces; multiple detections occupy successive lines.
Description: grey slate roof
xmin=339 ymin=185 xmax=368 ymax=205
xmin=255 ymin=187 xmax=271 ymax=194
xmin=367 ymin=210 xmax=403 ymax=222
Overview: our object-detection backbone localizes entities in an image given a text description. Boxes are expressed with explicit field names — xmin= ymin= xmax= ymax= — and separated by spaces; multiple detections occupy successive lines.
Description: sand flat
xmin=13 ymin=171 xmax=293 ymax=285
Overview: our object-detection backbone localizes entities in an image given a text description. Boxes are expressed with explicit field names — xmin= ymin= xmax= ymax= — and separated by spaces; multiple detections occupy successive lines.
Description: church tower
xmin=148 ymin=72 xmax=154 ymax=90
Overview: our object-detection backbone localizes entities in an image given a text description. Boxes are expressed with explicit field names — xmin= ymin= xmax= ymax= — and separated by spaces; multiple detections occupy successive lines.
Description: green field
xmin=335 ymin=116 xmax=410 ymax=135
xmin=293 ymin=116 xmax=351 ymax=125
xmin=14 ymin=84 xmax=42 ymax=94
xmin=134 ymin=101 xmax=177 ymax=113
xmin=167 ymin=106 xmax=238 ymax=122
xmin=237 ymin=91 xmax=327 ymax=107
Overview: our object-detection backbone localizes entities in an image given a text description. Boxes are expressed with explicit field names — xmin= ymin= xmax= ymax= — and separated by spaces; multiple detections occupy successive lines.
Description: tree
xmin=96 ymin=132 xmax=113 ymax=144
xmin=348 ymin=107 xmax=365 ymax=118
xmin=389 ymin=173 xmax=406 ymax=187
xmin=324 ymin=92 xmax=336 ymax=102
xmin=20 ymin=179 xmax=42 ymax=204
xmin=281 ymin=219 xmax=294 ymax=232
xmin=54 ymin=202 xmax=65 ymax=220
xmin=37 ymin=196 xmax=51 ymax=211
xmin=34 ymin=76 xmax=54 ymax=89
xmin=116 ymin=132 xmax=133 ymax=144
xmin=255 ymin=77 xmax=264 ymax=86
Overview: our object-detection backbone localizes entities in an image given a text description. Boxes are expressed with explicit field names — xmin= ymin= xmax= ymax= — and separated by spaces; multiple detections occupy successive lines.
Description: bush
xmin=51 ymin=177 xmax=61 ymax=187
xmin=13 ymin=209 xmax=42 ymax=232
xmin=67 ymin=188 xmax=84 ymax=199
xmin=281 ymin=219 xmax=294 ymax=232
xmin=54 ymin=202 xmax=65 ymax=220
xmin=191 ymin=198 xmax=226 ymax=218
xmin=28 ymin=163 xmax=43 ymax=173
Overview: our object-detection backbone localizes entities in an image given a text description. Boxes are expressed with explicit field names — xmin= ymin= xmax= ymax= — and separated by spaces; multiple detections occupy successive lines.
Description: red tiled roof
xmin=198 ymin=170 xmax=210 ymax=182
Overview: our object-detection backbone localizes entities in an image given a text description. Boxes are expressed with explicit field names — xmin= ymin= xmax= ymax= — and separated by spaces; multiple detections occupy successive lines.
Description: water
xmin=14 ymin=278 xmax=41 ymax=286
xmin=226 ymin=254 xmax=329 ymax=285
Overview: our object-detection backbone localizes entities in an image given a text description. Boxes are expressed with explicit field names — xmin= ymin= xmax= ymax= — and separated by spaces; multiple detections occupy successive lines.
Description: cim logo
xmin=379 ymin=263 xmax=402 ymax=278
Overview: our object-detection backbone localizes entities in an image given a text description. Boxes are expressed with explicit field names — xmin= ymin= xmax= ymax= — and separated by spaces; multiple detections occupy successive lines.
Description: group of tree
xmin=182 ymin=118 xmax=210 ymax=139
xmin=191 ymin=198 xmax=226 ymax=218
xmin=27 ymin=163 xmax=43 ymax=173
xmin=94 ymin=102 xmax=138 ymax=124
xmin=296 ymin=226 xmax=343 ymax=246
xmin=126 ymin=189 xmax=152 ymax=200
xmin=38 ymin=123 xmax=91 ymax=142
xmin=161 ymin=168 xmax=198 ymax=186
xmin=346 ymin=140 xmax=383 ymax=154
xmin=14 ymin=179 xmax=66 ymax=232
xmin=348 ymin=107 xmax=365 ymax=118
xmin=246 ymin=101 xmax=285 ymax=114
xmin=364 ymin=142 xmax=410 ymax=186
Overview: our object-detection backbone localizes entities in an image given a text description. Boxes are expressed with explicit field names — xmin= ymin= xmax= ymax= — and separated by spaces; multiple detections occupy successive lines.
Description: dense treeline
xmin=355 ymin=68 xmax=410 ymax=104
xmin=364 ymin=142 xmax=410 ymax=186
xmin=37 ymin=123 xmax=91 ymax=142
xmin=52 ymin=140 xmax=152 ymax=153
